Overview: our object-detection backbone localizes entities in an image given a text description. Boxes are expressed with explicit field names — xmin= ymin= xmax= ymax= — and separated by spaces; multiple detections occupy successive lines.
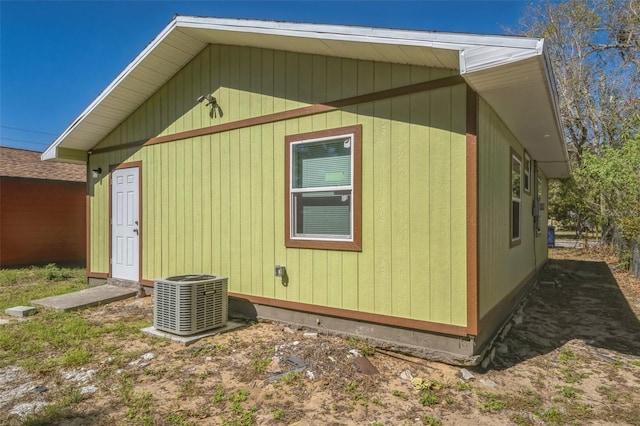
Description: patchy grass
xmin=1 ymin=255 xmax=640 ymax=425
xmin=0 ymin=308 xmax=147 ymax=372
xmin=477 ymin=391 xmax=507 ymax=413
xmin=0 ymin=264 xmax=86 ymax=310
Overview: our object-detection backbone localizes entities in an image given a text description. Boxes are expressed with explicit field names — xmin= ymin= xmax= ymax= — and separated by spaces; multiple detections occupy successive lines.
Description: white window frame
xmin=289 ymin=134 xmax=354 ymax=241
xmin=511 ymin=150 xmax=522 ymax=247
xmin=524 ymin=151 xmax=532 ymax=195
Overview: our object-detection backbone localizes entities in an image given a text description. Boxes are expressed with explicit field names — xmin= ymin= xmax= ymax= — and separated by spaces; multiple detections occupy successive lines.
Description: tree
xmin=577 ymin=132 xmax=640 ymax=240
xmin=518 ymin=1 xmax=640 ymax=264
xmin=517 ymin=0 xmax=640 ymax=163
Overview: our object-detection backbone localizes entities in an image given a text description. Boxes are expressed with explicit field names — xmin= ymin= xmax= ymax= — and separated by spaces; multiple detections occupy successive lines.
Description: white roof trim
xmin=174 ymin=15 xmax=541 ymax=50
xmin=42 ymin=16 xmax=569 ymax=177
xmin=42 ymin=18 xmax=190 ymax=161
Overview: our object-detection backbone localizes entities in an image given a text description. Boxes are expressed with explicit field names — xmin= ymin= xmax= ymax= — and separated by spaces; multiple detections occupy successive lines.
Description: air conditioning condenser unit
xmin=154 ymin=274 xmax=228 ymax=336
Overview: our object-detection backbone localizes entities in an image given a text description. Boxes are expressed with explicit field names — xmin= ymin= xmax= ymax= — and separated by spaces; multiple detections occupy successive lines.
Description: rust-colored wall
xmin=0 ymin=178 xmax=86 ymax=267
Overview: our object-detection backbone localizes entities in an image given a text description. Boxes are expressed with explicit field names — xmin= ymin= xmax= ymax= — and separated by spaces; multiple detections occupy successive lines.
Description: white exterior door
xmin=111 ymin=167 xmax=140 ymax=281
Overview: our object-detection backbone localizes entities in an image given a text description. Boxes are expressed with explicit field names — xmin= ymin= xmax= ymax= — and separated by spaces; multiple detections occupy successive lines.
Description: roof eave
xmin=460 ymin=40 xmax=570 ymax=179
xmin=42 ymin=16 xmax=569 ymax=178
xmin=42 ymin=17 xmax=186 ymax=163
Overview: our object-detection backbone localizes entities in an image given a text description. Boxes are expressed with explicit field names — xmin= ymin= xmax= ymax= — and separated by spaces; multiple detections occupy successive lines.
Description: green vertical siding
xmin=477 ymin=98 xmax=548 ymax=318
xmin=88 ymin=44 xmax=468 ymax=327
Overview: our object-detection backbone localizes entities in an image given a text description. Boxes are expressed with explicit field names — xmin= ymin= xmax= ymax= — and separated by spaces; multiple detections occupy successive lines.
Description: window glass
xmin=512 ymin=156 xmax=521 ymax=199
xmin=292 ymin=191 xmax=351 ymax=237
xmin=292 ymin=138 xmax=351 ymax=189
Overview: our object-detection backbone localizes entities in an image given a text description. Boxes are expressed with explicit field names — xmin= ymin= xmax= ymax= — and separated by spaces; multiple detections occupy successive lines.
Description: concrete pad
xmin=5 ymin=306 xmax=36 ymax=317
xmin=141 ymin=320 xmax=247 ymax=346
xmin=30 ymin=285 xmax=137 ymax=311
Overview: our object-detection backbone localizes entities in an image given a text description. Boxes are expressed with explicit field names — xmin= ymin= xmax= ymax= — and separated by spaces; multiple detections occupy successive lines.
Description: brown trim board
xmin=466 ymin=86 xmax=479 ymax=337
xmin=90 ymin=75 xmax=465 ymax=155
xmin=87 ymin=272 xmax=109 ymax=279
xmin=85 ymin=193 xmax=91 ymax=280
xmin=228 ymin=292 xmax=469 ymax=337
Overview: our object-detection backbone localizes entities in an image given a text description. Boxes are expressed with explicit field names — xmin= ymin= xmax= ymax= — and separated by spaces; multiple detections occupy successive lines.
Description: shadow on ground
xmin=491 ymin=258 xmax=640 ymax=370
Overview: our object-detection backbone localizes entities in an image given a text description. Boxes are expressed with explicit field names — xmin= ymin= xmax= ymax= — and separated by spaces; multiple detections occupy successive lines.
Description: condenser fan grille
xmin=154 ymin=275 xmax=228 ymax=336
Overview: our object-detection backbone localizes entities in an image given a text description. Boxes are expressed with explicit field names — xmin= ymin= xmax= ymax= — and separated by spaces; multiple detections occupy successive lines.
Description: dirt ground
xmin=2 ymin=247 xmax=640 ymax=425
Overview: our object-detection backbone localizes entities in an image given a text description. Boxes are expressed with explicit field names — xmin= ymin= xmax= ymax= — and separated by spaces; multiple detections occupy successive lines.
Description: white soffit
xmin=42 ymin=16 xmax=569 ymax=177
xmin=461 ymin=46 xmax=569 ymax=178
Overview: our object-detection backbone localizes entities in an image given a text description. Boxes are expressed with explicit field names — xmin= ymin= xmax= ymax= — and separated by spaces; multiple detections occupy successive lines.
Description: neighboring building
xmin=42 ymin=17 xmax=570 ymax=364
xmin=0 ymin=147 xmax=86 ymax=267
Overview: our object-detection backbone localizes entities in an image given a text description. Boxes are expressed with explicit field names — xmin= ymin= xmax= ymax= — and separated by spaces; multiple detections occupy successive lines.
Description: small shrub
xmin=418 ymin=390 xmax=437 ymax=406
xmin=477 ymin=392 xmax=507 ymax=412
xmin=559 ymin=385 xmax=580 ymax=399
xmin=421 ymin=416 xmax=442 ymax=426
xmin=392 ymin=390 xmax=408 ymax=400
xmin=539 ymin=406 xmax=568 ymax=424
xmin=271 ymin=407 xmax=286 ymax=420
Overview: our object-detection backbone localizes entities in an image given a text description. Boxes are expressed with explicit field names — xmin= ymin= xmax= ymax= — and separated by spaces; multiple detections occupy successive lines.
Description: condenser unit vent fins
xmin=153 ymin=274 xmax=228 ymax=336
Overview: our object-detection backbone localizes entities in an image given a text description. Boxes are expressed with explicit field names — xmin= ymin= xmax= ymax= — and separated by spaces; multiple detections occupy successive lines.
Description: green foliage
xmin=456 ymin=381 xmax=472 ymax=391
xmin=551 ymin=132 xmax=640 ymax=249
xmin=251 ymin=349 xmax=274 ymax=373
xmin=558 ymin=347 xmax=579 ymax=364
xmin=271 ymin=407 xmax=286 ymax=420
xmin=580 ymin=135 xmax=640 ymax=239
xmin=392 ymin=390 xmax=408 ymax=400
xmin=345 ymin=336 xmax=375 ymax=356
xmin=280 ymin=371 xmax=302 ymax=386
xmin=539 ymin=406 xmax=569 ymax=424
xmin=518 ymin=0 xmax=640 ymax=251
xmin=211 ymin=384 xmax=227 ymax=404
xmin=477 ymin=392 xmax=507 ymax=413
xmin=418 ymin=390 xmax=437 ymax=406
xmin=559 ymin=385 xmax=580 ymax=399
xmin=165 ymin=413 xmax=196 ymax=426
xmin=421 ymin=416 xmax=443 ymax=426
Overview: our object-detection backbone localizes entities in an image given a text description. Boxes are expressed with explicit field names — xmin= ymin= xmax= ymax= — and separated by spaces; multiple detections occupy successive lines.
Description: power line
xmin=0 ymin=125 xmax=56 ymax=136
xmin=0 ymin=137 xmax=50 ymax=146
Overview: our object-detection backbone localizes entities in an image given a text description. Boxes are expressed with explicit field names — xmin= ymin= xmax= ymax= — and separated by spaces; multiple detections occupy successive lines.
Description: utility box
xmin=547 ymin=226 xmax=556 ymax=248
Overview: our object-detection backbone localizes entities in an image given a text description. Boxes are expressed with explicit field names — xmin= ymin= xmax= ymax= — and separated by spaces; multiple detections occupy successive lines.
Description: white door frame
xmin=110 ymin=162 xmax=142 ymax=282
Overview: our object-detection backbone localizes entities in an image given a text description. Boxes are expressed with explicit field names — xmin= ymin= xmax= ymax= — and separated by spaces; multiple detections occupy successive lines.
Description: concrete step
xmin=30 ymin=285 xmax=137 ymax=312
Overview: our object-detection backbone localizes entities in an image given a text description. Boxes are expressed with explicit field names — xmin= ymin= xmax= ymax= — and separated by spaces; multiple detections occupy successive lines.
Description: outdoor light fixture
xmin=197 ymin=93 xmax=223 ymax=118
xmin=92 ymin=168 xmax=102 ymax=179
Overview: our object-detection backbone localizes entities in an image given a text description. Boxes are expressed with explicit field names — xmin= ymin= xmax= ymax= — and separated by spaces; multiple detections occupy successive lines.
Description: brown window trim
xmin=285 ymin=125 xmax=362 ymax=251
xmin=523 ymin=151 xmax=532 ymax=195
xmin=510 ymin=148 xmax=522 ymax=248
xmin=535 ymin=172 xmax=543 ymax=237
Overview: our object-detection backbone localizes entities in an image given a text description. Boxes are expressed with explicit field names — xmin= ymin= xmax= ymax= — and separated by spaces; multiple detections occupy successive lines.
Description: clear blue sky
xmin=0 ymin=0 xmax=527 ymax=152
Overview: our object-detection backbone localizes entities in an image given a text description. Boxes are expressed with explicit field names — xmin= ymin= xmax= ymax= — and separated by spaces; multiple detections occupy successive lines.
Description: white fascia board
xmin=459 ymin=39 xmax=544 ymax=74
xmin=176 ymin=16 xmax=541 ymax=52
xmin=41 ymin=145 xmax=58 ymax=161
xmin=540 ymin=43 xmax=571 ymax=174
xmin=41 ymin=15 xmax=549 ymax=163
xmin=41 ymin=18 xmax=183 ymax=162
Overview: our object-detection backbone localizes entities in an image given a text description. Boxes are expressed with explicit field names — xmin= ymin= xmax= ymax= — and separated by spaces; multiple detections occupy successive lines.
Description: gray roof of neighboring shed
xmin=42 ymin=16 xmax=570 ymax=178
xmin=0 ymin=147 xmax=86 ymax=182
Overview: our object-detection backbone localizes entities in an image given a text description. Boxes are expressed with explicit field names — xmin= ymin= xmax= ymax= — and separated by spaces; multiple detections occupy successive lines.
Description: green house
xmin=43 ymin=17 xmax=569 ymax=365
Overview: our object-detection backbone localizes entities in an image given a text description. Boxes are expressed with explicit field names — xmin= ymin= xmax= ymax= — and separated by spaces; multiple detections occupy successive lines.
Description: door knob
xmin=133 ymin=229 xmax=139 ymax=235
